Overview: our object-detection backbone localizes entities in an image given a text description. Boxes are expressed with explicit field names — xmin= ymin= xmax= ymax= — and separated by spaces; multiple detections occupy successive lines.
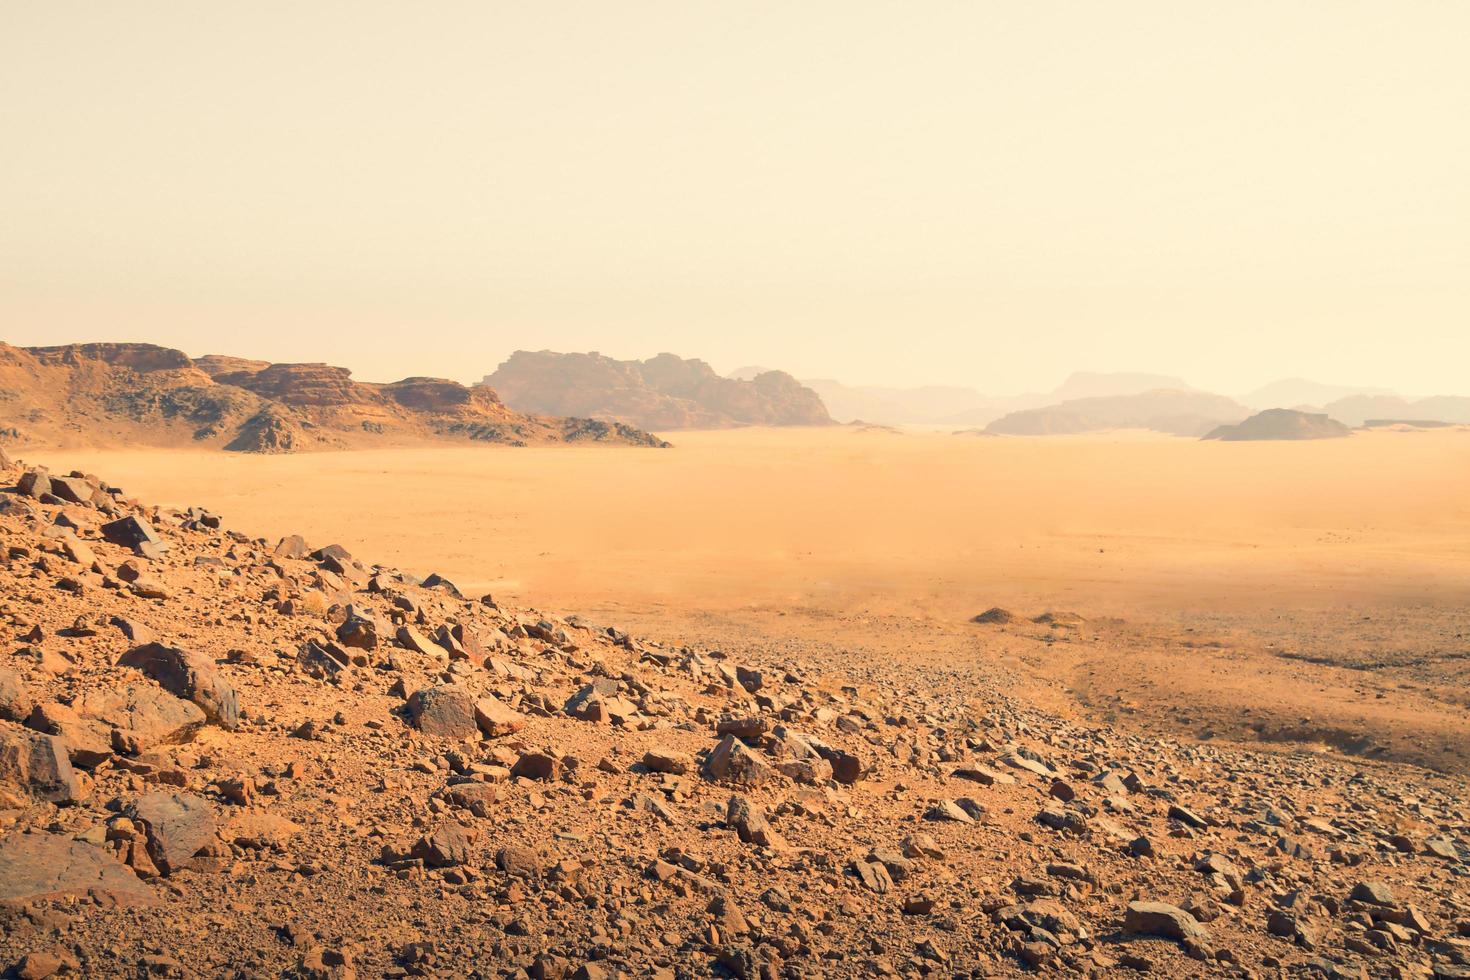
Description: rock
xmin=496 ymin=845 xmax=542 ymax=878
xmin=0 ymin=670 xmax=34 ymax=723
xmin=0 ymin=727 xmax=81 ymax=804
xmin=408 ymin=685 xmax=479 ymax=738
xmin=702 ymin=735 xmax=778 ymax=786
xmin=48 ymin=476 xmax=94 ymax=504
xmin=716 ymin=715 xmax=767 ymax=740
xmin=511 ymin=751 xmax=559 ymax=781
xmin=473 ymin=696 xmax=525 ymax=737
xmin=56 ymin=532 xmax=95 ymax=567
xmin=972 ymin=607 xmax=1016 ymax=624
xmin=726 ymin=795 xmax=783 ymax=848
xmin=926 ymin=800 xmax=974 ymax=824
xmin=442 ymin=783 xmax=498 ymax=818
xmin=71 ymin=683 xmax=207 ymax=757
xmin=222 ymin=810 xmax=303 ymax=849
xmin=297 ymin=639 xmax=351 ymax=680
xmin=642 ymin=749 xmax=695 ymax=775
xmin=953 ymin=764 xmax=1014 ymax=786
xmin=396 ymin=626 xmax=440 ymax=657
xmin=1350 ymin=880 xmax=1397 ymax=908
xmin=1167 ymin=804 xmax=1210 ymax=829
xmin=99 ymin=516 xmax=166 ymax=553
xmin=412 ymin=823 xmax=478 ymax=867
xmin=124 ymin=792 xmax=217 ymax=875
xmin=117 ymin=643 xmax=241 ymax=729
xmin=17 ymin=471 xmax=51 ymax=499
xmin=1123 ymin=902 xmax=1208 ymax=944
xmin=274 ymin=534 xmax=310 ymax=559
xmin=335 ymin=606 xmax=381 ymax=650
xmin=850 ymin=858 xmax=893 ymax=894
xmin=0 ymin=832 xmax=158 ymax=907
xmin=108 ymin=616 xmax=156 ymax=645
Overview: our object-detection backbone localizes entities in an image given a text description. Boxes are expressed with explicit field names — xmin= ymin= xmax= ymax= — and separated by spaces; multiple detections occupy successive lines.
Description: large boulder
xmin=702 ymin=735 xmax=779 ymax=786
xmin=100 ymin=516 xmax=166 ymax=553
xmin=74 ymin=684 xmax=208 ymax=755
xmin=1124 ymin=902 xmax=1208 ymax=944
xmin=0 ymin=669 xmax=33 ymax=723
xmin=0 ymin=832 xmax=158 ymax=907
xmin=407 ymin=685 xmax=479 ymax=738
xmin=118 ymin=643 xmax=240 ymax=729
xmin=28 ymin=685 xmax=205 ymax=766
xmin=125 ymin=792 xmax=217 ymax=875
xmin=0 ymin=726 xmax=81 ymax=804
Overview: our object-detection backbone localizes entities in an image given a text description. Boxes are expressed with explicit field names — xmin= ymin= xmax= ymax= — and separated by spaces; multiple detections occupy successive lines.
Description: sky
xmin=2 ymin=2 xmax=1468 ymax=396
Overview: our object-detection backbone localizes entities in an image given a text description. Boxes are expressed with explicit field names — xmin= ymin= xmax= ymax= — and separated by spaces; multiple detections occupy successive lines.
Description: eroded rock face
xmin=0 ymin=833 xmax=158 ymax=907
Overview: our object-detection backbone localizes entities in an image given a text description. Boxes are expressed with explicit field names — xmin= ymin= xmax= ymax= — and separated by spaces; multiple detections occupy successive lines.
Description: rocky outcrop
xmin=484 ymin=351 xmax=833 ymax=430
xmin=28 ymin=343 xmax=194 ymax=373
xmin=0 ymin=342 xmax=667 ymax=453
xmin=1203 ymin=408 xmax=1352 ymax=441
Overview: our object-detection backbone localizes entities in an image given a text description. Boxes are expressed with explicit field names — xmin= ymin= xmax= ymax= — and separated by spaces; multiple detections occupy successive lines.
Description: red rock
xmin=0 ymin=832 xmax=158 ymax=907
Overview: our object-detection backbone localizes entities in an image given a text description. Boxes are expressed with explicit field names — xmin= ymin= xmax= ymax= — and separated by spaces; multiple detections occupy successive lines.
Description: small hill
xmin=986 ymin=390 xmax=1249 ymax=437
xmin=484 ymin=351 xmax=833 ymax=430
xmin=0 ymin=342 xmax=668 ymax=453
xmin=1202 ymin=408 xmax=1351 ymax=441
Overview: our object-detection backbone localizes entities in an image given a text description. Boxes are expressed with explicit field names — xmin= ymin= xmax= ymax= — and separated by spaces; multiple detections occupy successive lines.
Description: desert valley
xmin=0 ymin=342 xmax=1468 ymax=979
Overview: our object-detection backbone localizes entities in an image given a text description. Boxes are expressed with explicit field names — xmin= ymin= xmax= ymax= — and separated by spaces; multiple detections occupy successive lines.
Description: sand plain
xmin=28 ymin=425 xmax=1470 ymax=773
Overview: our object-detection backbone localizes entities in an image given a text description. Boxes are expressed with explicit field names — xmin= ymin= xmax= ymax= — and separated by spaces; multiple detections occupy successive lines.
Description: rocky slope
xmin=0 ymin=343 xmax=668 ymax=453
xmin=986 ymin=391 xmax=1250 ymax=438
xmin=1203 ymin=410 xmax=1351 ymax=442
xmin=0 ymin=453 xmax=1466 ymax=979
xmin=484 ymin=352 xmax=833 ymax=430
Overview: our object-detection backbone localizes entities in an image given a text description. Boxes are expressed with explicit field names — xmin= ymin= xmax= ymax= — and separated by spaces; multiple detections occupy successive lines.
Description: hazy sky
xmin=3 ymin=2 xmax=1467 ymax=395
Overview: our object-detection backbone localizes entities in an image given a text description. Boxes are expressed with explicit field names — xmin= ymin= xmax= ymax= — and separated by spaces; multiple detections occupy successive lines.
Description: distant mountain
xmin=1241 ymin=378 xmax=1394 ymax=412
xmin=485 ymin=351 xmax=833 ymax=431
xmin=1203 ymin=408 xmax=1350 ymax=441
xmin=801 ymin=372 xmax=1191 ymax=427
xmin=0 ymin=342 xmax=667 ymax=453
xmin=801 ymin=380 xmax=1016 ymax=426
xmin=1321 ymin=393 xmax=1470 ymax=428
xmin=986 ymin=390 xmax=1250 ymax=437
xmin=1048 ymin=371 xmax=1193 ymax=401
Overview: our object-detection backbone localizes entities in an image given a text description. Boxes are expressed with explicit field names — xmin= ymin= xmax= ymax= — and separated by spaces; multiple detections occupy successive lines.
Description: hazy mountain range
xmin=733 ymin=367 xmax=1470 ymax=433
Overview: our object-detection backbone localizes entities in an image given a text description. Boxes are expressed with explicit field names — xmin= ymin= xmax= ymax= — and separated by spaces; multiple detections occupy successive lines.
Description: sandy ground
xmin=27 ymin=426 xmax=1470 ymax=772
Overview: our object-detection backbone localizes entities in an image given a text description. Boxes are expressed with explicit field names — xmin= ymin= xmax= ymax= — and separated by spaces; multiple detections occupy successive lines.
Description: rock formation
xmin=1202 ymin=408 xmax=1352 ymax=441
xmin=0 ymin=342 xmax=668 ymax=453
xmin=484 ymin=351 xmax=833 ymax=430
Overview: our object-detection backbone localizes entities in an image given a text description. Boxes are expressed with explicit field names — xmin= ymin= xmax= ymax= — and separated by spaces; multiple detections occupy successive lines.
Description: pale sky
xmin=2 ymin=2 xmax=1467 ymax=396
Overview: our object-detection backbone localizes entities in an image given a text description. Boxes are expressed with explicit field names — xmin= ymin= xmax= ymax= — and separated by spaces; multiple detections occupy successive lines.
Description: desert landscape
xmin=5 ymin=2 xmax=1470 ymax=977
xmin=2 ymin=421 xmax=1468 ymax=978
